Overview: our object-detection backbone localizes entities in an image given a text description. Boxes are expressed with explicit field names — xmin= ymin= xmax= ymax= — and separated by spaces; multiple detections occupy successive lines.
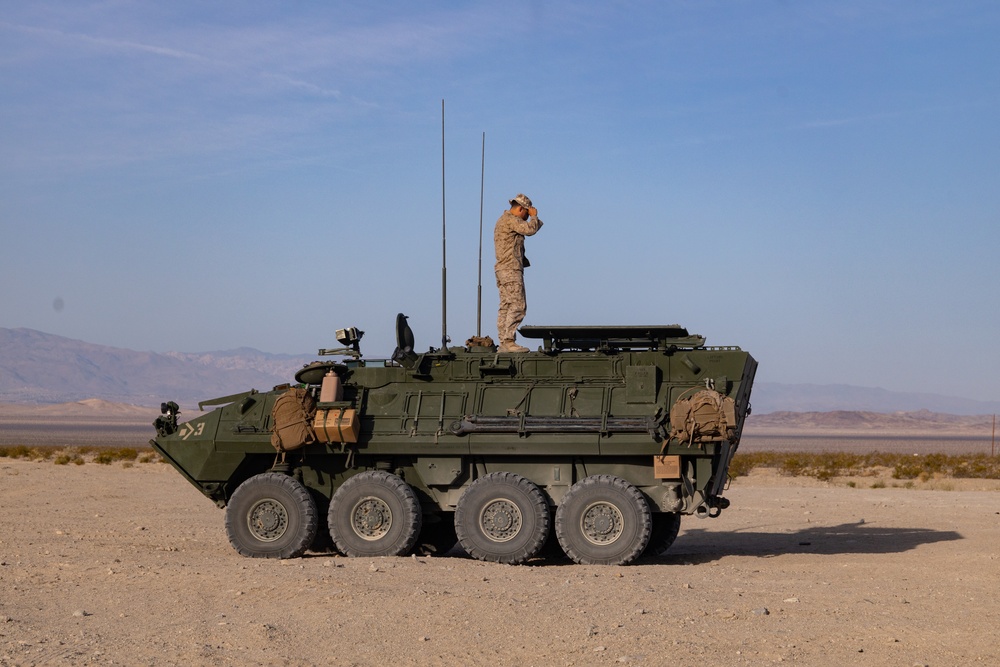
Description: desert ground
xmin=2 ymin=456 xmax=998 ymax=666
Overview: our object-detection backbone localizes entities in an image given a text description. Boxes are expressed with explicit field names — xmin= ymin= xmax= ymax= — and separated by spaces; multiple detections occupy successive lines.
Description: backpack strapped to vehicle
xmin=270 ymin=387 xmax=317 ymax=452
xmin=668 ymin=387 xmax=737 ymax=448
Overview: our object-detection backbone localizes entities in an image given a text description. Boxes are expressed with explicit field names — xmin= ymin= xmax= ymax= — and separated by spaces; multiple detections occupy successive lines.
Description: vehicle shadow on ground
xmin=650 ymin=521 xmax=963 ymax=564
xmin=310 ymin=521 xmax=964 ymax=565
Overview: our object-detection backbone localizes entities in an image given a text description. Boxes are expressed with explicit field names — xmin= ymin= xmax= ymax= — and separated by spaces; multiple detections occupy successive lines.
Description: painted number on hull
xmin=179 ymin=422 xmax=206 ymax=440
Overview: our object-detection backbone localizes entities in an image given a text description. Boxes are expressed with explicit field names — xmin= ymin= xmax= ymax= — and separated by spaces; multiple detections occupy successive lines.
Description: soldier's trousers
xmin=496 ymin=269 xmax=526 ymax=343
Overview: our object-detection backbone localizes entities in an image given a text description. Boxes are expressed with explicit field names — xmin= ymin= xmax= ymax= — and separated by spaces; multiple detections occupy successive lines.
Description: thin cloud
xmin=1 ymin=6 xmax=503 ymax=98
xmin=0 ymin=20 xmax=207 ymax=62
xmin=258 ymin=72 xmax=343 ymax=99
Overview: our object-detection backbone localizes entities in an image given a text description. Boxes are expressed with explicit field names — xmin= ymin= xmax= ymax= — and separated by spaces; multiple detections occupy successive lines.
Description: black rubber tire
xmin=328 ymin=471 xmax=422 ymax=557
xmin=643 ymin=512 xmax=682 ymax=558
xmin=415 ymin=511 xmax=457 ymax=557
xmin=555 ymin=475 xmax=651 ymax=565
xmin=225 ymin=472 xmax=318 ymax=559
xmin=455 ymin=472 xmax=550 ymax=564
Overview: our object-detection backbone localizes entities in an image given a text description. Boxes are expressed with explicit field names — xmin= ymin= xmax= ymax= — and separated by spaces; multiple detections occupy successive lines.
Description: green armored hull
xmin=151 ymin=316 xmax=756 ymax=565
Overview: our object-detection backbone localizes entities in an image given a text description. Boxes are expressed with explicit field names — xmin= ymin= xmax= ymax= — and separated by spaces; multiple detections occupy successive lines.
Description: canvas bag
xmin=270 ymin=387 xmax=317 ymax=452
xmin=668 ymin=388 xmax=737 ymax=447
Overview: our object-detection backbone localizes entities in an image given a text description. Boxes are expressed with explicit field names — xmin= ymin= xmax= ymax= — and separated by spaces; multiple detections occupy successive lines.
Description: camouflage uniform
xmin=494 ymin=195 xmax=543 ymax=348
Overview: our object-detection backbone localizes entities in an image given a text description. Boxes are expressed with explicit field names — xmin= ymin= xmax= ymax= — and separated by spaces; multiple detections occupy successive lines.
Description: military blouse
xmin=493 ymin=211 xmax=543 ymax=272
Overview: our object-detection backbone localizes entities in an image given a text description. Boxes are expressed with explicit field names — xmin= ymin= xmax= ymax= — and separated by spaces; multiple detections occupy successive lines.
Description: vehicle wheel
xmin=225 ymin=472 xmax=318 ymax=559
xmin=328 ymin=471 xmax=422 ymax=557
xmin=555 ymin=475 xmax=651 ymax=565
xmin=643 ymin=512 xmax=681 ymax=558
xmin=415 ymin=511 xmax=457 ymax=557
xmin=455 ymin=472 xmax=550 ymax=564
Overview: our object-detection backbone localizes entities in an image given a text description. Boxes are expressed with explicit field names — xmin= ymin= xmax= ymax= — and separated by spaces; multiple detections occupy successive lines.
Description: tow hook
xmin=695 ymin=496 xmax=729 ymax=519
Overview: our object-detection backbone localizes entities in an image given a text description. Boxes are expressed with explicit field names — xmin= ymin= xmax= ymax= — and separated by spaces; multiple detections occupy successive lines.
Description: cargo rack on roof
xmin=518 ymin=325 xmax=706 ymax=352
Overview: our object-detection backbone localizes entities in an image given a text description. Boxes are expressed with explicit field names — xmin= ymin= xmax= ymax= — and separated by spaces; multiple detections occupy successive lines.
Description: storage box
xmin=653 ymin=455 xmax=681 ymax=479
xmin=314 ymin=407 xmax=360 ymax=443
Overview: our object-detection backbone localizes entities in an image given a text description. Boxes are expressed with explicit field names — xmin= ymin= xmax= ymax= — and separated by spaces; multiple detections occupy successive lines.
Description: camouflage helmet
xmin=509 ymin=193 xmax=533 ymax=209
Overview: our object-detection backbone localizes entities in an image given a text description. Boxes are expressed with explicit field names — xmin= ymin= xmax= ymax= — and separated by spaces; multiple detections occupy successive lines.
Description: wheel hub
xmin=580 ymin=501 xmax=623 ymax=546
xmin=247 ymin=499 xmax=288 ymax=542
xmin=480 ymin=498 xmax=522 ymax=543
xmin=351 ymin=496 xmax=393 ymax=541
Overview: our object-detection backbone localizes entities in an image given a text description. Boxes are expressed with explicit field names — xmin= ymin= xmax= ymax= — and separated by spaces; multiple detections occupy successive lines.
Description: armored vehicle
xmin=151 ymin=315 xmax=756 ymax=565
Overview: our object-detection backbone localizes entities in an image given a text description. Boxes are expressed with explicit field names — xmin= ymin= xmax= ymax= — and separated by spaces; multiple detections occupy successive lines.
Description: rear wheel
xmin=225 ymin=473 xmax=318 ymax=559
xmin=455 ymin=472 xmax=550 ymax=564
xmin=643 ymin=512 xmax=681 ymax=557
xmin=555 ymin=475 xmax=651 ymax=565
xmin=328 ymin=471 xmax=422 ymax=557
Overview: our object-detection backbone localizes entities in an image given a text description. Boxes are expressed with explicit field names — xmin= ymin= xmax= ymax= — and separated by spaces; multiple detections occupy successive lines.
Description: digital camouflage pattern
xmin=496 ymin=268 xmax=527 ymax=347
xmin=494 ymin=207 xmax=543 ymax=345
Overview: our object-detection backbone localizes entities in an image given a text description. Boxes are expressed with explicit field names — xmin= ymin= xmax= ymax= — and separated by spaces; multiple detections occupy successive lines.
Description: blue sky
xmin=2 ymin=1 xmax=998 ymax=400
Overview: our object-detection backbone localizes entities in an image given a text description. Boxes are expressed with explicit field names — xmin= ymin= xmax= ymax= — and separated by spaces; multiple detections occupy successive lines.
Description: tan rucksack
xmin=668 ymin=388 xmax=737 ymax=447
xmin=270 ymin=387 xmax=317 ymax=452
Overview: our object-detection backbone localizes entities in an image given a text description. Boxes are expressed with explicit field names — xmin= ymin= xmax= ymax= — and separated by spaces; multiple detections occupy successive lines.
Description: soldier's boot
xmin=498 ymin=340 xmax=529 ymax=353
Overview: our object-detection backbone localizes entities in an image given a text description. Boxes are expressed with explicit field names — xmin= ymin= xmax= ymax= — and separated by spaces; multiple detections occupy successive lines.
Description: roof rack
xmin=518 ymin=325 xmax=705 ymax=352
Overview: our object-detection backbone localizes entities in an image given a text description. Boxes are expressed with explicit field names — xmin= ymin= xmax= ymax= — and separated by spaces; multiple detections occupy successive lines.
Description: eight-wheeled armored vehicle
xmin=151 ymin=316 xmax=756 ymax=565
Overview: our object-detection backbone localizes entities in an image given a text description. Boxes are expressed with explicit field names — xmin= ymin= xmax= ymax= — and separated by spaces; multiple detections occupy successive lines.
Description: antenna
xmin=441 ymin=99 xmax=448 ymax=351
xmin=477 ymin=131 xmax=485 ymax=337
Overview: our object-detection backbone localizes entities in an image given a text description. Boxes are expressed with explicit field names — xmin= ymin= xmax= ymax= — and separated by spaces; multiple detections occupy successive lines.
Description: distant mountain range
xmin=748 ymin=382 xmax=1000 ymax=416
xmin=744 ymin=409 xmax=994 ymax=436
xmin=1 ymin=327 xmax=998 ymax=415
xmin=0 ymin=328 xmax=313 ymax=408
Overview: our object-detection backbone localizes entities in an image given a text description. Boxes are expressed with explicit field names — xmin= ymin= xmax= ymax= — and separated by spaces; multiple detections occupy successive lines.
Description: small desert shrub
xmin=893 ymin=457 xmax=925 ymax=480
xmin=1 ymin=445 xmax=152 ymax=465
xmin=94 ymin=451 xmax=115 ymax=465
xmin=809 ymin=452 xmax=867 ymax=481
xmin=779 ymin=454 xmax=808 ymax=477
xmin=93 ymin=448 xmax=139 ymax=465
xmin=892 ymin=453 xmax=1000 ymax=480
xmin=731 ymin=451 xmax=1000 ymax=482
xmin=53 ymin=447 xmax=86 ymax=466
xmin=728 ymin=451 xmax=782 ymax=477
xmin=1 ymin=445 xmax=32 ymax=459
xmin=871 ymin=480 xmax=886 ymax=489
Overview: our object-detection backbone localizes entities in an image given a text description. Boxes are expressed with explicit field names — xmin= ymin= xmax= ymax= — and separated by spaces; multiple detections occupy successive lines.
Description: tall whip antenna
xmin=476 ymin=132 xmax=486 ymax=337
xmin=441 ymin=100 xmax=448 ymax=351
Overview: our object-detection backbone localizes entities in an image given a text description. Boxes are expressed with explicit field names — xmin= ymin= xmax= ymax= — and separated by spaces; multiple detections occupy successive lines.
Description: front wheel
xmin=225 ymin=473 xmax=318 ymax=559
xmin=328 ymin=471 xmax=422 ymax=557
xmin=555 ymin=475 xmax=651 ymax=565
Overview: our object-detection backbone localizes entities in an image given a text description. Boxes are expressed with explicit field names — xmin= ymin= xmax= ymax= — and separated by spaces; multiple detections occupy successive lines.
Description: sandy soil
xmin=1 ymin=460 xmax=998 ymax=666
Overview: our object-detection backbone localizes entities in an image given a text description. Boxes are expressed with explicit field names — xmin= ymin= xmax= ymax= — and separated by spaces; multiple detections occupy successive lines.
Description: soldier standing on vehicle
xmin=494 ymin=193 xmax=543 ymax=353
